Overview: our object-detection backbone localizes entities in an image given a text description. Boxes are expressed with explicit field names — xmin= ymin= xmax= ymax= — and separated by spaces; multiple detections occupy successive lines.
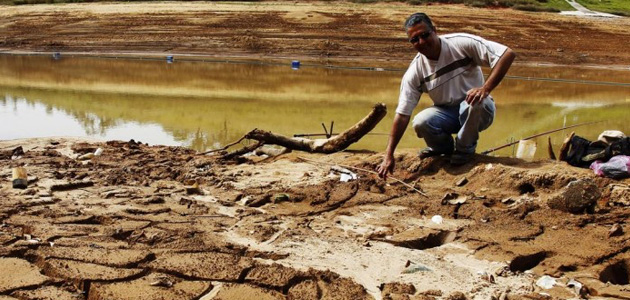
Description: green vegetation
xmin=577 ymin=0 xmax=630 ymax=16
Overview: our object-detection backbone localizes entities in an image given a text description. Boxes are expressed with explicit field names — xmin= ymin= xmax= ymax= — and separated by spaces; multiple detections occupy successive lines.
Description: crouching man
xmin=378 ymin=12 xmax=515 ymax=179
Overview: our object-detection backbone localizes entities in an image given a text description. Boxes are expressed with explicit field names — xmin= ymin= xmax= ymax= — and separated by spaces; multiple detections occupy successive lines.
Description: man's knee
xmin=412 ymin=111 xmax=444 ymax=138
xmin=461 ymin=99 xmax=495 ymax=131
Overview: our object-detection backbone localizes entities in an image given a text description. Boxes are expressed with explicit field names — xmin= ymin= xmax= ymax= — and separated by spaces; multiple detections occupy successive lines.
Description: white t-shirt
xmin=396 ymin=33 xmax=508 ymax=116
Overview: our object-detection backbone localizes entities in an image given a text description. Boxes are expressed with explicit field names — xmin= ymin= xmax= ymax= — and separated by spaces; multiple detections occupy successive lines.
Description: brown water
xmin=1 ymin=54 xmax=629 ymax=158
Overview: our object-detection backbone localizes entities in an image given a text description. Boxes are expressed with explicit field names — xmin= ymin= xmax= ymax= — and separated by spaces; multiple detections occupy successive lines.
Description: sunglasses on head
xmin=409 ymin=31 xmax=432 ymax=44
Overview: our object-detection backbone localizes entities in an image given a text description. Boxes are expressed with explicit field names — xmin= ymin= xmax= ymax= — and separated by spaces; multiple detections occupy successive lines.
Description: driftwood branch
xmin=246 ymin=103 xmax=387 ymax=153
xmin=221 ymin=141 xmax=264 ymax=160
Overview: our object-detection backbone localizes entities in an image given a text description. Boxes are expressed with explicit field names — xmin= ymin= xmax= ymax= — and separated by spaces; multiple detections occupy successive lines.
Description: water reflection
xmin=0 ymin=55 xmax=629 ymax=158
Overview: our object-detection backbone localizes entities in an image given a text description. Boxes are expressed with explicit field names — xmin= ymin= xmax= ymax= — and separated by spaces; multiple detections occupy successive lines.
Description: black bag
xmin=563 ymin=136 xmax=630 ymax=168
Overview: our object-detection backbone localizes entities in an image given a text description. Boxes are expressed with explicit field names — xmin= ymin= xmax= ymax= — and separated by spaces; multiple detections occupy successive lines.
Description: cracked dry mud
xmin=1 ymin=137 xmax=629 ymax=300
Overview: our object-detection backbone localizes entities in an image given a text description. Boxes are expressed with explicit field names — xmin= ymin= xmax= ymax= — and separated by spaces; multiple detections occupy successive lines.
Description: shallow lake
xmin=1 ymin=54 xmax=629 ymax=158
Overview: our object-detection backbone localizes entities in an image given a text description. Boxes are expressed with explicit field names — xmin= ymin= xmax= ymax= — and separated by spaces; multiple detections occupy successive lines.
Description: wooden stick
xmin=481 ymin=121 xmax=601 ymax=155
xmin=297 ymin=156 xmax=428 ymax=197
xmin=198 ymin=131 xmax=254 ymax=155
xmin=221 ymin=141 xmax=264 ymax=160
xmin=293 ymin=132 xmax=389 ymax=137
xmin=247 ymin=103 xmax=387 ymax=153
xmin=547 ymin=136 xmax=556 ymax=160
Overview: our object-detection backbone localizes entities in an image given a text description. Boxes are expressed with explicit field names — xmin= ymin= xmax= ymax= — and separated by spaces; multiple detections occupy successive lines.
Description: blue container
xmin=291 ymin=60 xmax=300 ymax=70
xmin=166 ymin=55 xmax=174 ymax=63
xmin=52 ymin=52 xmax=61 ymax=60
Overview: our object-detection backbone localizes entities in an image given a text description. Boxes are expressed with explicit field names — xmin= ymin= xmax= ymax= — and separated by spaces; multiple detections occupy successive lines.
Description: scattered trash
xmin=455 ymin=177 xmax=468 ymax=187
xmin=273 ymin=193 xmax=290 ymax=203
xmin=402 ymin=261 xmax=431 ymax=273
xmin=291 ymin=60 xmax=300 ymax=70
xmin=477 ymin=270 xmax=495 ymax=283
xmin=150 ymin=275 xmax=174 ymax=287
xmin=608 ymin=223 xmax=623 ymax=237
xmin=94 ymin=147 xmax=103 ymax=156
xmin=330 ymin=166 xmax=357 ymax=182
xmin=448 ymin=196 xmax=467 ymax=205
xmin=566 ymin=278 xmax=584 ymax=296
xmin=561 ymin=134 xmax=630 ymax=168
xmin=11 ymin=146 xmax=24 ymax=160
xmin=12 ymin=167 xmax=28 ymax=189
xmin=431 ymin=215 xmax=443 ymax=224
xmin=441 ymin=192 xmax=458 ymax=205
xmin=485 ymin=163 xmax=493 ymax=170
xmin=535 ymin=275 xmax=557 ymax=289
xmin=516 ymin=139 xmax=537 ymax=161
xmin=49 ymin=242 xmax=54 ymax=247
xmin=590 ymin=155 xmax=630 ymax=179
xmin=598 ymin=130 xmax=625 ymax=144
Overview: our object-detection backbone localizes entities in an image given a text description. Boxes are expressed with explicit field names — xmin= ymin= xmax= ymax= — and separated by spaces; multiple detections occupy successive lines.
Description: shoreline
xmin=2 ymin=50 xmax=630 ymax=72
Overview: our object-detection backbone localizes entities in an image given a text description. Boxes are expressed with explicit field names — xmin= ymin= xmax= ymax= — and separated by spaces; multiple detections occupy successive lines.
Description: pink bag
xmin=590 ymin=155 xmax=630 ymax=179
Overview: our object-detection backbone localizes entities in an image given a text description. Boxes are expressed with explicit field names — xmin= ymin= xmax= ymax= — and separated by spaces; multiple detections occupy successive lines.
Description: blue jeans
xmin=412 ymin=97 xmax=495 ymax=154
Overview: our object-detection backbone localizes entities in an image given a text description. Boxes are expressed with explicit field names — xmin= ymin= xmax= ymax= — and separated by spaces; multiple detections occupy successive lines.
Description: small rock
xmin=421 ymin=289 xmax=442 ymax=296
xmin=446 ymin=291 xmax=467 ymax=300
xmin=608 ymin=223 xmax=623 ymax=237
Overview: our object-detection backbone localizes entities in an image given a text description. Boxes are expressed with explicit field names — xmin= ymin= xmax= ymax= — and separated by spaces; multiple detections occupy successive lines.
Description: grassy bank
xmin=576 ymin=0 xmax=630 ymax=16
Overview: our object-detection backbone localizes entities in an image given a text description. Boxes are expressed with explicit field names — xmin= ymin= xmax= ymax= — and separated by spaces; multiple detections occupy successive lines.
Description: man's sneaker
xmin=418 ymin=147 xmax=452 ymax=159
xmin=450 ymin=151 xmax=474 ymax=165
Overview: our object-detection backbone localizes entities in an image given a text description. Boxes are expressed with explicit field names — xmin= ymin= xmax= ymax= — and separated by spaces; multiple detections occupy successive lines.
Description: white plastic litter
xmin=94 ymin=148 xmax=103 ymax=156
xmin=566 ymin=279 xmax=583 ymax=295
xmin=516 ymin=140 xmax=537 ymax=161
xmin=536 ymin=275 xmax=557 ymax=289
xmin=340 ymin=172 xmax=357 ymax=182
xmin=331 ymin=166 xmax=357 ymax=182
xmin=598 ymin=130 xmax=625 ymax=143
xmin=402 ymin=263 xmax=431 ymax=273
xmin=431 ymin=215 xmax=443 ymax=224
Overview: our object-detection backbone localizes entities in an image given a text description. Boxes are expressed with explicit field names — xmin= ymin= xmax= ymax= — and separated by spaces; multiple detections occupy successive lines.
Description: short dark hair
xmin=404 ymin=13 xmax=435 ymax=31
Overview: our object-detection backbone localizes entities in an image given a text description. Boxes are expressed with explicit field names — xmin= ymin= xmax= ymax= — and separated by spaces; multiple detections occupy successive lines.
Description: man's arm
xmin=465 ymin=48 xmax=516 ymax=105
xmin=377 ymin=113 xmax=411 ymax=179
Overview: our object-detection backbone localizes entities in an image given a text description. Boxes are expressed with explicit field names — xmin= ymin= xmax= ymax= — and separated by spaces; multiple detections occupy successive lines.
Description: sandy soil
xmin=0 ymin=1 xmax=630 ymax=67
xmin=1 ymin=137 xmax=629 ymax=300
xmin=1 ymin=2 xmax=630 ymax=299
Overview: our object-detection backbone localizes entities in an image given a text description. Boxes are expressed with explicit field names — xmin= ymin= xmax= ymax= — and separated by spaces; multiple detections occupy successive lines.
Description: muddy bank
xmin=1 ymin=137 xmax=629 ymax=299
xmin=1 ymin=2 xmax=630 ymax=67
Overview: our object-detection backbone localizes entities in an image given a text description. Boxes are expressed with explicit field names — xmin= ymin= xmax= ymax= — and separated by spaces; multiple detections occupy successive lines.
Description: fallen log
xmin=245 ymin=103 xmax=387 ymax=154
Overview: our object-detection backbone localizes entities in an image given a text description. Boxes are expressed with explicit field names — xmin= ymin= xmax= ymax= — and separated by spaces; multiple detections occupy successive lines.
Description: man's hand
xmin=465 ymin=86 xmax=489 ymax=106
xmin=377 ymin=155 xmax=395 ymax=180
